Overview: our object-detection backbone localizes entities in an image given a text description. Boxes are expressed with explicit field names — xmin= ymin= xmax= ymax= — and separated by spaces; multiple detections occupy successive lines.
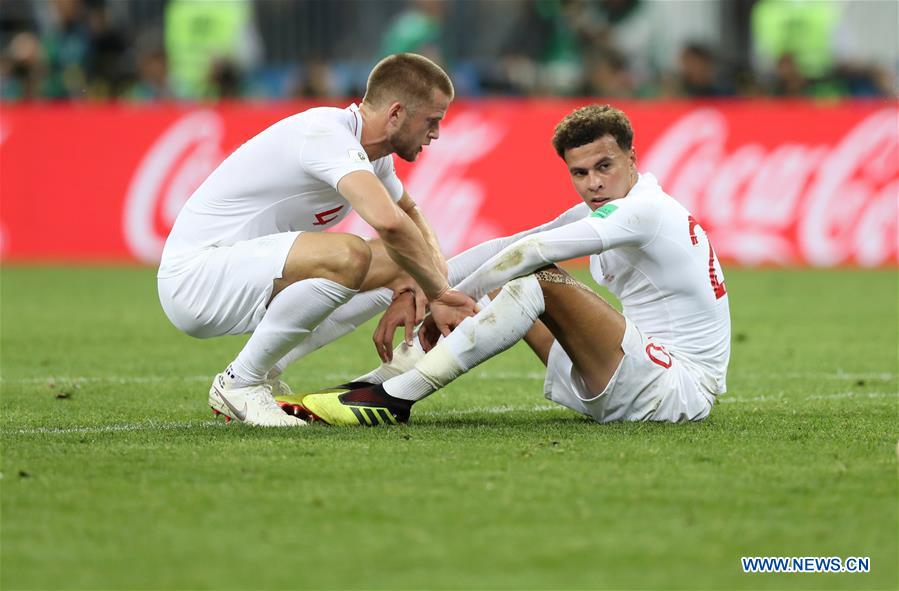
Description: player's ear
xmin=629 ymin=146 xmax=637 ymax=166
xmin=387 ymin=101 xmax=404 ymax=125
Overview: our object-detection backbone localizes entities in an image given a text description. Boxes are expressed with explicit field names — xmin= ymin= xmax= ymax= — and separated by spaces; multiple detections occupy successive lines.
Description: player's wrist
xmin=391 ymin=287 xmax=416 ymax=302
xmin=431 ymin=284 xmax=451 ymax=302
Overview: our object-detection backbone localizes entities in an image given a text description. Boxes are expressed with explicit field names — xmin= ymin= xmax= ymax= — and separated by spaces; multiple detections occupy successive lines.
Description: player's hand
xmin=428 ymin=288 xmax=477 ymax=338
xmin=373 ymin=287 xmax=428 ymax=363
xmin=418 ymin=315 xmax=442 ymax=352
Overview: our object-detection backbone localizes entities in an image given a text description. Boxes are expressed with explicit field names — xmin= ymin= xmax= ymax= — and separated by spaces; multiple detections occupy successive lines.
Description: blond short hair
xmin=363 ymin=53 xmax=454 ymax=111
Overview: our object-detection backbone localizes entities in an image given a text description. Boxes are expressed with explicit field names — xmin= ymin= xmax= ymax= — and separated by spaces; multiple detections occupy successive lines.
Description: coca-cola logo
xmin=644 ymin=108 xmax=898 ymax=266
xmin=123 ymin=111 xmax=226 ymax=263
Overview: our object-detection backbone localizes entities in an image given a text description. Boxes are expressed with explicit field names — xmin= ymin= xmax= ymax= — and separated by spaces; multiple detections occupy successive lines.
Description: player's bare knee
xmin=328 ymin=235 xmax=372 ymax=289
xmin=534 ymin=265 xmax=591 ymax=298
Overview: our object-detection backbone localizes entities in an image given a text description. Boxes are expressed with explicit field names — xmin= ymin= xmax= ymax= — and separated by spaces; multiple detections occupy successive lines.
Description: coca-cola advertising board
xmin=0 ymin=100 xmax=896 ymax=266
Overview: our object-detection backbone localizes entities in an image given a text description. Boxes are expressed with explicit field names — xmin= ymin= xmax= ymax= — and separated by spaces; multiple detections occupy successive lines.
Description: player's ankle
xmin=224 ymin=364 xmax=264 ymax=388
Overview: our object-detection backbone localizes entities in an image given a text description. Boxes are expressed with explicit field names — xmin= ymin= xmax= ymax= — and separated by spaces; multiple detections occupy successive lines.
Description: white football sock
xmin=383 ymin=275 xmax=545 ymax=401
xmin=352 ymin=338 xmax=426 ymax=384
xmin=266 ymin=241 xmax=523 ymax=378
xmin=229 ymin=278 xmax=356 ymax=385
xmin=267 ymin=288 xmax=391 ymax=378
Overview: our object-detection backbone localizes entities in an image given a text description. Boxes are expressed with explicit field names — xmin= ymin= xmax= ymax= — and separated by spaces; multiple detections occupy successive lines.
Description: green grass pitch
xmin=1 ymin=266 xmax=896 ymax=590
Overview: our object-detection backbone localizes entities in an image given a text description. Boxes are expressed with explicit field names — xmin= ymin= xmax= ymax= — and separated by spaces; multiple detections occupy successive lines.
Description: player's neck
xmin=358 ymin=103 xmax=392 ymax=161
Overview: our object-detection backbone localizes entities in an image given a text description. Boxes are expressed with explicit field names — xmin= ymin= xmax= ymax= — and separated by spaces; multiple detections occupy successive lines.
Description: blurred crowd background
xmin=0 ymin=0 xmax=896 ymax=102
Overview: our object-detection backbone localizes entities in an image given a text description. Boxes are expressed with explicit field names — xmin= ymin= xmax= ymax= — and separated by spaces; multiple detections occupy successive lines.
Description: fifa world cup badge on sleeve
xmin=592 ymin=203 xmax=618 ymax=218
xmin=348 ymin=149 xmax=369 ymax=162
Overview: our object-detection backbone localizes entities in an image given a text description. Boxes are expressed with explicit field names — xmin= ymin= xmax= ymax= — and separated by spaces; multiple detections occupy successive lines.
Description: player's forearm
xmin=454 ymin=219 xmax=603 ymax=300
xmin=378 ymin=216 xmax=450 ymax=300
xmin=446 ymin=203 xmax=591 ymax=286
xmin=405 ymin=205 xmax=448 ymax=278
xmin=447 ymin=231 xmax=545 ymax=286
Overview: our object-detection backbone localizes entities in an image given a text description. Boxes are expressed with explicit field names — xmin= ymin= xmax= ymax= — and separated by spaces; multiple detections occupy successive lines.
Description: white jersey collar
xmin=627 ymin=172 xmax=660 ymax=198
xmin=347 ymin=103 xmax=363 ymax=142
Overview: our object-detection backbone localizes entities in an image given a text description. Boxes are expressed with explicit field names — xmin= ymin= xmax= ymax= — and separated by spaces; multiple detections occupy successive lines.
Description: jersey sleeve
xmin=372 ymin=155 xmax=404 ymax=202
xmin=584 ymin=196 xmax=662 ymax=250
xmin=446 ymin=202 xmax=589 ymax=285
xmin=454 ymin=218 xmax=604 ymax=300
xmin=298 ymin=126 xmax=376 ymax=189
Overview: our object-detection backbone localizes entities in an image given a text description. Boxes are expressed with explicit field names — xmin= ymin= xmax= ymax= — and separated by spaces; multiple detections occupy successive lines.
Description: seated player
xmin=288 ymin=104 xmax=732 ymax=425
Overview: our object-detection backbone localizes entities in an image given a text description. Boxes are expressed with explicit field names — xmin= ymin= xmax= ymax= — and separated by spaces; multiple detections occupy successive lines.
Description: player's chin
xmin=396 ymin=146 xmax=422 ymax=162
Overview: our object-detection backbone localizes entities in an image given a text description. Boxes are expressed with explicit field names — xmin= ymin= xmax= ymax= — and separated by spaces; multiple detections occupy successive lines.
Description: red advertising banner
xmin=1 ymin=100 xmax=896 ymax=266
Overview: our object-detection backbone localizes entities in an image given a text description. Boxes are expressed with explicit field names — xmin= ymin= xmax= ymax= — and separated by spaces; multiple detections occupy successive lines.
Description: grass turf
xmin=1 ymin=266 xmax=896 ymax=590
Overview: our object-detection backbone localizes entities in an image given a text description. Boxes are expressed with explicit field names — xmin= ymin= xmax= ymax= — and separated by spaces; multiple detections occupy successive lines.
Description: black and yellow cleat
xmin=300 ymin=383 xmax=413 ymax=426
xmin=275 ymin=382 xmax=374 ymax=420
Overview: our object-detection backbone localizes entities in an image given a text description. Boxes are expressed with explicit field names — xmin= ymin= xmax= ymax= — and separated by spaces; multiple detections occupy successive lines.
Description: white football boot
xmin=208 ymin=372 xmax=306 ymax=427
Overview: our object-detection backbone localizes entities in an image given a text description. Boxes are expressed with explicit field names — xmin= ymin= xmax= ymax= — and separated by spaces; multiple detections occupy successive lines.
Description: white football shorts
xmin=157 ymin=231 xmax=301 ymax=338
xmin=543 ymin=318 xmax=715 ymax=423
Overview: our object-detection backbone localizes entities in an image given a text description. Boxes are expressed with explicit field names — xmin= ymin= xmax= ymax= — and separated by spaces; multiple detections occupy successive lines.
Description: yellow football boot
xmin=300 ymin=383 xmax=412 ymax=426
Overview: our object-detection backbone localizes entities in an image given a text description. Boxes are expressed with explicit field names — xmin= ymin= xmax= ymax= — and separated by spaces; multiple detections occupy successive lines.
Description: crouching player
xmin=291 ymin=104 xmax=731 ymax=425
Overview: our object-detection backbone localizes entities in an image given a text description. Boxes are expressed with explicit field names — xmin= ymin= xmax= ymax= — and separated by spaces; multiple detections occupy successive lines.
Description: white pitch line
xmin=804 ymin=391 xmax=898 ymax=400
xmin=716 ymin=391 xmax=898 ymax=404
xmin=416 ymin=404 xmax=561 ymax=418
xmin=5 ymin=420 xmax=229 ymax=436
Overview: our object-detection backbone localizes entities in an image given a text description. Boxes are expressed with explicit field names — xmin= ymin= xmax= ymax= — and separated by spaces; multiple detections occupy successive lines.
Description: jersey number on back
xmin=688 ymin=216 xmax=727 ymax=299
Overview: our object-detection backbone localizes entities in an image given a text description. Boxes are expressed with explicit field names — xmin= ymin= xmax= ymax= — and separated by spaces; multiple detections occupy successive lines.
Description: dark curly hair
xmin=551 ymin=104 xmax=634 ymax=158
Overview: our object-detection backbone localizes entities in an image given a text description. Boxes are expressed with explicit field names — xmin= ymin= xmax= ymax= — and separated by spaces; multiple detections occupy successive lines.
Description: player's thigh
xmin=544 ymin=321 xmax=712 ymax=423
xmin=523 ymin=320 xmax=555 ymax=366
xmin=275 ymin=232 xmax=372 ymax=297
xmin=159 ymin=232 xmax=300 ymax=337
xmin=535 ymin=267 xmax=626 ymax=394
xmin=358 ymin=238 xmax=403 ymax=292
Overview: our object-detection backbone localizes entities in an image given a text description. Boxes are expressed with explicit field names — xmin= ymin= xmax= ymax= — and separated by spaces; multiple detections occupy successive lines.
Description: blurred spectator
xmin=206 ymin=56 xmax=243 ymax=99
xmin=164 ymin=0 xmax=262 ymax=99
xmin=751 ymin=0 xmax=840 ymax=80
xmin=831 ymin=62 xmax=897 ymax=98
xmin=0 ymin=0 xmax=895 ymax=102
xmin=128 ymin=43 xmax=171 ymax=102
xmin=732 ymin=65 xmax=766 ymax=98
xmin=771 ymin=53 xmax=809 ymax=97
xmin=0 ymin=31 xmax=45 ymax=100
xmin=0 ymin=0 xmax=37 ymax=50
xmin=593 ymin=0 xmax=654 ymax=89
xmin=380 ymin=0 xmax=448 ymax=64
xmin=534 ymin=0 xmax=600 ymax=94
xmin=291 ymin=59 xmax=339 ymax=99
xmin=581 ymin=49 xmax=637 ymax=98
xmin=477 ymin=53 xmax=540 ymax=96
xmin=661 ymin=42 xmax=731 ymax=98
xmin=84 ymin=0 xmax=129 ymax=99
xmin=41 ymin=0 xmax=90 ymax=99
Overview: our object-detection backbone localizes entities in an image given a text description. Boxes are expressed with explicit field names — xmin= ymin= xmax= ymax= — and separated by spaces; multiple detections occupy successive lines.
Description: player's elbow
xmin=496 ymin=237 xmax=547 ymax=272
xmin=518 ymin=236 xmax=548 ymax=263
xmin=370 ymin=210 xmax=406 ymax=237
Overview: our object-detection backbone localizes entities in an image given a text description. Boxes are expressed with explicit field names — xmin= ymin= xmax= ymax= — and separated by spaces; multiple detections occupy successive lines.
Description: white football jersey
xmin=586 ymin=174 xmax=731 ymax=394
xmin=159 ymin=104 xmax=403 ymax=277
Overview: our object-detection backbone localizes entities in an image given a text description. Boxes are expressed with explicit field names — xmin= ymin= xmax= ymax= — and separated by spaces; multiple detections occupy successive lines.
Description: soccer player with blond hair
xmin=157 ymin=53 xmax=477 ymax=426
